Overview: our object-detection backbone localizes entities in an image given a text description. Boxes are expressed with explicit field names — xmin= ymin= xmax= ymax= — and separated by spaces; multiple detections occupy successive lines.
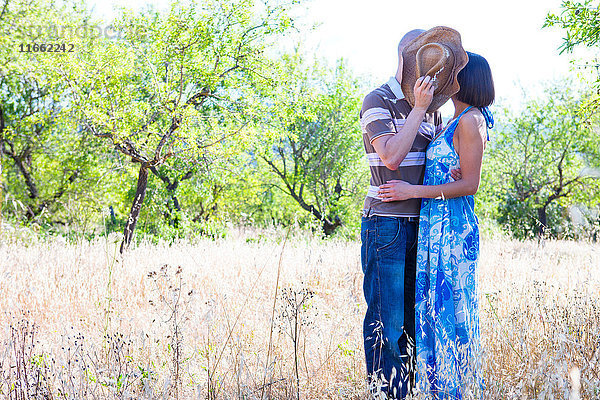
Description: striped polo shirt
xmin=361 ymin=77 xmax=443 ymax=217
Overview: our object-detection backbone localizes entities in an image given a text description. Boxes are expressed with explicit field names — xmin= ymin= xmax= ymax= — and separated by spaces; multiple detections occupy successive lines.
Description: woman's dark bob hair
xmin=455 ymin=52 xmax=495 ymax=108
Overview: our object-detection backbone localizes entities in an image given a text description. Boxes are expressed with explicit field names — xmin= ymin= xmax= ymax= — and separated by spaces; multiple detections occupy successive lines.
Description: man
xmin=360 ymin=27 xmax=467 ymax=399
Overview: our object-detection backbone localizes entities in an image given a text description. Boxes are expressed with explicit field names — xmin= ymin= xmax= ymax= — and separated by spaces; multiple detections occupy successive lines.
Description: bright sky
xmin=300 ymin=0 xmax=586 ymax=117
xmin=89 ymin=0 xmax=586 ymax=118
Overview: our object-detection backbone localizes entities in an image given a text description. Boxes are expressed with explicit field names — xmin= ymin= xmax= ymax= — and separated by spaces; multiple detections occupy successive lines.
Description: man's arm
xmin=371 ymin=76 xmax=434 ymax=170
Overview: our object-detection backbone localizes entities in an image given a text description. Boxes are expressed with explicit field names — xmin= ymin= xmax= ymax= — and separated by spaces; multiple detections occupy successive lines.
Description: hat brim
xmin=401 ymin=26 xmax=468 ymax=112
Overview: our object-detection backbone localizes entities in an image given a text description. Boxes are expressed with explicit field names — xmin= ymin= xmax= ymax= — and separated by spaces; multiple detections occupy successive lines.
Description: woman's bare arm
xmin=378 ymin=112 xmax=486 ymax=201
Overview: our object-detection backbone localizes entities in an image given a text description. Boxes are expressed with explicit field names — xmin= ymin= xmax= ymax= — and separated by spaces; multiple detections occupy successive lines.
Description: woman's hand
xmin=378 ymin=180 xmax=418 ymax=202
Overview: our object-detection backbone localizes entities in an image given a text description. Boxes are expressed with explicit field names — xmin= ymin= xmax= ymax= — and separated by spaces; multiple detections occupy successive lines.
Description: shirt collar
xmin=386 ymin=76 xmax=404 ymax=100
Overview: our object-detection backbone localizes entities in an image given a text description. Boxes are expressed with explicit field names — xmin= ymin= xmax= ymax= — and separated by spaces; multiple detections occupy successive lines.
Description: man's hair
xmin=398 ymin=29 xmax=425 ymax=54
xmin=455 ymin=52 xmax=495 ymax=107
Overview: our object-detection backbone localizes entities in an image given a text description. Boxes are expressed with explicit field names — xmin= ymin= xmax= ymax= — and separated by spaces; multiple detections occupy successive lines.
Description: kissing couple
xmin=360 ymin=26 xmax=495 ymax=399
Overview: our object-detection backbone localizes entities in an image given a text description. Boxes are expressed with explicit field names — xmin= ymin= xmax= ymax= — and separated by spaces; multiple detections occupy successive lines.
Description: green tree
xmin=256 ymin=54 xmax=367 ymax=235
xmin=545 ymin=1 xmax=600 ymax=113
xmin=55 ymin=0 xmax=299 ymax=251
xmin=134 ymin=141 xmax=251 ymax=239
xmin=0 ymin=0 xmax=107 ymax=230
xmin=481 ymin=84 xmax=600 ymax=239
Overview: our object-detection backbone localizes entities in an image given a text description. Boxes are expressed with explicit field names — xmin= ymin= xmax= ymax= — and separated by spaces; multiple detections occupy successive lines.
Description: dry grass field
xmin=1 ymin=226 xmax=599 ymax=399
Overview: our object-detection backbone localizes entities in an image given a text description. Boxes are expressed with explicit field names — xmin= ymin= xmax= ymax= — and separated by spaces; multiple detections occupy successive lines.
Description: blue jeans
xmin=361 ymin=215 xmax=417 ymax=399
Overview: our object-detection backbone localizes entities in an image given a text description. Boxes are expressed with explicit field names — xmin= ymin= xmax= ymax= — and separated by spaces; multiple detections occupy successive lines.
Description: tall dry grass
xmin=0 ymin=226 xmax=599 ymax=399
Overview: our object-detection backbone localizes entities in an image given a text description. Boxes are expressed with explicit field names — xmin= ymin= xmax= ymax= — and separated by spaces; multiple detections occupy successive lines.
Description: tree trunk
xmin=169 ymin=194 xmax=181 ymax=227
xmin=14 ymin=152 xmax=39 ymax=199
xmin=149 ymin=166 xmax=192 ymax=228
xmin=322 ymin=217 xmax=342 ymax=236
xmin=120 ymin=164 xmax=149 ymax=254
xmin=537 ymin=206 xmax=548 ymax=238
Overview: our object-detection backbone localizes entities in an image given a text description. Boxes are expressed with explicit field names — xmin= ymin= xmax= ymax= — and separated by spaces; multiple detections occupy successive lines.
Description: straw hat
xmin=401 ymin=26 xmax=468 ymax=112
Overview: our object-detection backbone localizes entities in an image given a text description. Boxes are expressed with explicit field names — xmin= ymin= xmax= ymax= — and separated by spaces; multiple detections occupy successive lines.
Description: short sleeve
xmin=360 ymin=92 xmax=396 ymax=144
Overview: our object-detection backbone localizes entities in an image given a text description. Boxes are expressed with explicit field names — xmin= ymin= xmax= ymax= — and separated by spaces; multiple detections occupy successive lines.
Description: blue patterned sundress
xmin=414 ymin=106 xmax=485 ymax=399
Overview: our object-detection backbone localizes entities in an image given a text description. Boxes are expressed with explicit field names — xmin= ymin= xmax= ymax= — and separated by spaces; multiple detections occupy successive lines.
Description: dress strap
xmin=478 ymin=106 xmax=494 ymax=141
xmin=457 ymin=106 xmax=473 ymax=120
xmin=447 ymin=106 xmax=473 ymax=130
xmin=455 ymin=106 xmax=494 ymax=142
xmin=431 ymin=106 xmax=473 ymax=142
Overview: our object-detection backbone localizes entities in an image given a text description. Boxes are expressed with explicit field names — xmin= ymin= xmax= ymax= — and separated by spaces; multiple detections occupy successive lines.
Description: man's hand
xmin=414 ymin=76 xmax=435 ymax=111
xmin=369 ymin=76 xmax=434 ymax=171
xmin=378 ymin=180 xmax=417 ymax=202
xmin=451 ymin=168 xmax=462 ymax=181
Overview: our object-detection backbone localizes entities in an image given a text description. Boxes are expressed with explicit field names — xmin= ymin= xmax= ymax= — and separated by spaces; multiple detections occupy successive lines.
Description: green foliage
xmin=55 ymin=0 xmax=298 ymax=167
xmin=254 ymin=53 xmax=368 ymax=235
xmin=479 ymin=84 xmax=600 ymax=239
xmin=544 ymin=0 xmax=600 ymax=54
xmin=45 ymin=0 xmax=302 ymax=249
xmin=8 ymin=0 xmax=600 ymax=244
xmin=0 ymin=0 xmax=116 ymax=228
xmin=544 ymin=1 xmax=600 ymax=117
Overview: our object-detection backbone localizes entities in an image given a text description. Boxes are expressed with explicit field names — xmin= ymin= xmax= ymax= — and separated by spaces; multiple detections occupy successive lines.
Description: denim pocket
xmin=376 ymin=217 xmax=404 ymax=251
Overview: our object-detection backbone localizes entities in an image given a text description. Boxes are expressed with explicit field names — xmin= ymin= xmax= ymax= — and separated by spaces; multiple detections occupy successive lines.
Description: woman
xmin=378 ymin=52 xmax=495 ymax=398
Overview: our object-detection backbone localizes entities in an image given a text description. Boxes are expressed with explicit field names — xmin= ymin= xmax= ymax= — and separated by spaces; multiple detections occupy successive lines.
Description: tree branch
xmin=0 ymin=0 xmax=8 ymax=23
xmin=0 ymin=105 xmax=5 ymax=136
xmin=196 ymin=122 xmax=248 ymax=150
